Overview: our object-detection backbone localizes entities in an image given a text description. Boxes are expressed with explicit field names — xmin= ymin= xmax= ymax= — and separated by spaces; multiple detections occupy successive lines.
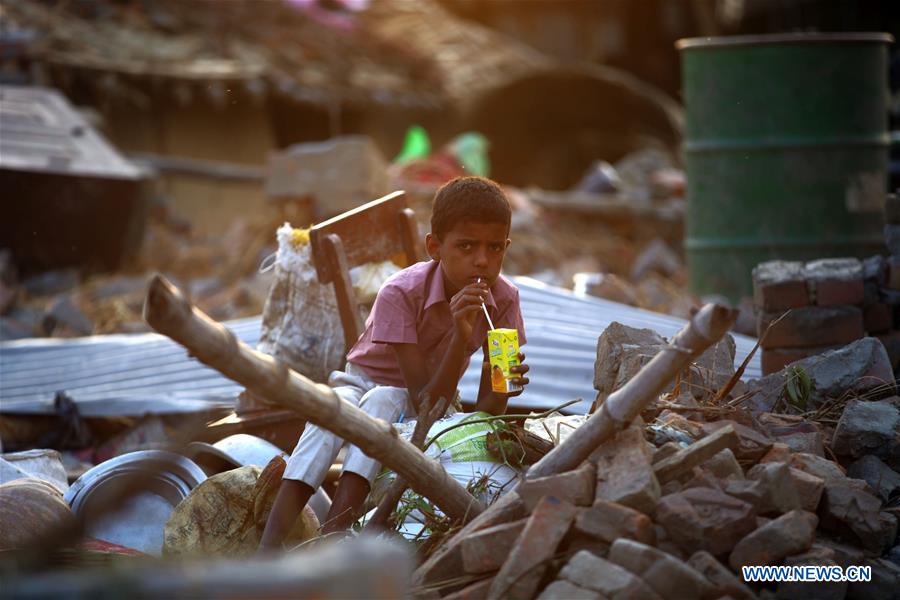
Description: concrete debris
xmin=744 ymin=337 xmax=895 ymax=414
xmin=831 ymin=398 xmax=900 ymax=467
xmin=847 ymin=455 xmax=900 ymax=503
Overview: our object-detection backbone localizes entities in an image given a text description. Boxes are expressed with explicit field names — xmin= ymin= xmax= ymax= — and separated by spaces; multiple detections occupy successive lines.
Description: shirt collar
xmin=424 ymin=260 xmax=498 ymax=311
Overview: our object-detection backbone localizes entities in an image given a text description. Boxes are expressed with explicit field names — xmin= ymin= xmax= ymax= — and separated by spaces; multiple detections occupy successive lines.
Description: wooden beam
xmin=142 ymin=274 xmax=484 ymax=524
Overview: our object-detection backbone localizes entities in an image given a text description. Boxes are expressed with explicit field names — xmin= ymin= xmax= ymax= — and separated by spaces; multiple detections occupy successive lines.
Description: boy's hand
xmin=507 ymin=351 xmax=530 ymax=397
xmin=449 ymin=280 xmax=489 ymax=342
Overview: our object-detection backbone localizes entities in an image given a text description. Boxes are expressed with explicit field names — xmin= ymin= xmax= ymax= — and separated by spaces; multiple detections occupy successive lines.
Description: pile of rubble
xmin=412 ymin=323 xmax=900 ymax=599
xmin=0 ymin=216 xmax=280 ymax=340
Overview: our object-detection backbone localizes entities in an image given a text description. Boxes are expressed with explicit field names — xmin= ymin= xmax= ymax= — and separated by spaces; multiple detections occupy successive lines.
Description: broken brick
xmin=535 ymin=579 xmax=603 ymax=600
xmin=818 ymin=483 xmax=898 ymax=555
xmin=593 ymin=424 xmax=660 ymax=515
xmin=488 ymin=496 xmax=577 ymax=599
xmin=608 ymin=538 xmax=715 ymax=600
xmin=687 ymin=551 xmax=755 ymax=600
xmin=701 ymin=421 xmax=773 ymax=462
xmin=461 ymin=519 xmax=526 ymax=574
xmin=745 ymin=462 xmax=803 ymax=515
xmin=518 ymin=463 xmax=596 ymax=512
xmin=752 ymin=260 xmax=809 ymax=311
xmin=574 ymin=499 xmax=656 ymax=546
xmin=804 ymin=258 xmax=864 ymax=307
xmin=729 ymin=510 xmax=818 ymax=569
xmin=558 ymin=550 xmax=661 ymax=600
xmin=655 ymin=487 xmax=757 ymax=555
xmin=653 ymin=425 xmax=739 ymax=484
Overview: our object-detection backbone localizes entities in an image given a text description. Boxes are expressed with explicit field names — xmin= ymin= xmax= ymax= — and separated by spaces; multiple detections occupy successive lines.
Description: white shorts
xmin=283 ymin=363 xmax=415 ymax=487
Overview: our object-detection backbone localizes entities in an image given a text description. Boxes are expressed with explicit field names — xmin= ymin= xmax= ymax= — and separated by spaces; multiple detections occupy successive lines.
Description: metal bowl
xmin=64 ymin=450 xmax=206 ymax=555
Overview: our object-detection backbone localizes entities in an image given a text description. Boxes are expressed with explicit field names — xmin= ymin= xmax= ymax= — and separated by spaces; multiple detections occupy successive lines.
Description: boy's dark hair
xmin=431 ymin=176 xmax=511 ymax=239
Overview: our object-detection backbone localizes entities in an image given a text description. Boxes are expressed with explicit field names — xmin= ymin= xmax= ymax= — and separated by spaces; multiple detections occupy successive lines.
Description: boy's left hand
xmin=508 ymin=351 xmax=530 ymax=397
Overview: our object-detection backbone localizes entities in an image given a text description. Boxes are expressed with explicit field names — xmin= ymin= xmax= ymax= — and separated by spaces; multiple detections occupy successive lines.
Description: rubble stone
xmin=804 ymin=258 xmax=864 ymax=307
xmin=594 ymin=322 xmax=665 ymax=393
xmin=687 ymin=551 xmax=755 ymax=600
xmin=745 ymin=338 xmax=895 ymax=414
xmin=745 ymin=462 xmax=803 ymax=515
xmin=788 ymin=468 xmax=825 ymax=512
xmin=444 ymin=577 xmax=493 ymax=600
xmin=847 ymin=455 xmax=900 ymax=503
xmin=518 ymin=463 xmax=596 ymax=511
xmin=776 ymin=554 xmax=847 ymax=600
xmin=729 ymin=510 xmax=818 ymax=569
xmin=593 ymin=425 xmax=660 ymax=515
xmin=608 ymin=538 xmax=714 ymax=600
xmin=774 ymin=430 xmax=825 ymax=457
xmin=815 ymin=535 xmax=866 ymax=567
xmin=877 ymin=330 xmax=900 ymax=370
xmin=831 ymin=398 xmax=900 ymax=465
xmin=655 ymin=487 xmax=756 ymax=555
xmin=653 ymin=425 xmax=739 ymax=484
xmin=846 ymin=558 xmax=900 ymax=600
xmin=536 ymin=579 xmax=603 ymax=600
xmin=488 ymin=496 xmax=577 ymax=599
xmin=818 ymin=483 xmax=897 ymax=555
xmin=461 ymin=519 xmax=526 ymax=574
xmin=42 ymin=294 xmax=93 ymax=336
xmin=752 ymin=260 xmax=809 ymax=311
xmin=788 ymin=453 xmax=848 ymax=484
xmin=558 ymin=550 xmax=661 ymax=600
xmin=700 ymin=449 xmax=744 ymax=480
xmin=701 ymin=421 xmax=773 ymax=462
xmin=761 ymin=346 xmax=838 ymax=376
xmin=574 ymin=500 xmax=656 ymax=546
xmin=759 ymin=442 xmax=792 ymax=464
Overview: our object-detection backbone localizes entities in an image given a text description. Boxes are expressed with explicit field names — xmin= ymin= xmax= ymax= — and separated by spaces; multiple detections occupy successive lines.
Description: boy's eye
xmin=459 ymin=242 xmax=472 ymax=251
xmin=489 ymin=244 xmax=503 ymax=252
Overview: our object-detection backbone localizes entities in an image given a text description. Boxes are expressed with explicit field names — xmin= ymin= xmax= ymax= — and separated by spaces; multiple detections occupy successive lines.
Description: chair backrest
xmin=309 ymin=190 xmax=422 ymax=353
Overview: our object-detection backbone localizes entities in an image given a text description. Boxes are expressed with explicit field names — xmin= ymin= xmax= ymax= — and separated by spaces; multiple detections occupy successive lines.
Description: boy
xmin=258 ymin=176 xmax=529 ymax=550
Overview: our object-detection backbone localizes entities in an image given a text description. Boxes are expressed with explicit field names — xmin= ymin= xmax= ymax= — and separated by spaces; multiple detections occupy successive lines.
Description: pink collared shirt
xmin=346 ymin=260 xmax=527 ymax=387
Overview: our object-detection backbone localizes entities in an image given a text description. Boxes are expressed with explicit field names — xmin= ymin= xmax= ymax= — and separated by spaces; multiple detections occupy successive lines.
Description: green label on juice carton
xmin=488 ymin=328 xmax=521 ymax=394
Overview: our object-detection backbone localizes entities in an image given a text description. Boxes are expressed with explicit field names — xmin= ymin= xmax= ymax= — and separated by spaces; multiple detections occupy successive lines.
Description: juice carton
xmin=488 ymin=328 xmax=521 ymax=394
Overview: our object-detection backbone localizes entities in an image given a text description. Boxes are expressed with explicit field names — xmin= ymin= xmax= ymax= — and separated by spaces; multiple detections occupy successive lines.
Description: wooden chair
xmin=309 ymin=190 xmax=422 ymax=354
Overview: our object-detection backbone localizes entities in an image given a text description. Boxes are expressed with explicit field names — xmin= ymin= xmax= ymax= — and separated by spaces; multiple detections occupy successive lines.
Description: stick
xmin=527 ymin=303 xmax=737 ymax=479
xmin=364 ymin=393 xmax=452 ymax=532
xmin=142 ymin=274 xmax=484 ymax=524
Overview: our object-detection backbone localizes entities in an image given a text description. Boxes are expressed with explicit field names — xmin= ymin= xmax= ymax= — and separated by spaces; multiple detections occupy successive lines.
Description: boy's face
xmin=425 ymin=220 xmax=510 ymax=296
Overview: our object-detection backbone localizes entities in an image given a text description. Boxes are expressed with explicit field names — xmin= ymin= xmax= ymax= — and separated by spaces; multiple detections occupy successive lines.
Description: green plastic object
xmin=450 ymin=132 xmax=490 ymax=177
xmin=394 ymin=125 xmax=431 ymax=164
xmin=678 ymin=33 xmax=893 ymax=302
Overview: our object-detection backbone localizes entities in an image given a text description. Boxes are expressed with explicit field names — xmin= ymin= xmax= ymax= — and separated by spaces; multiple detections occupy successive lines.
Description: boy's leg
xmin=323 ymin=385 xmax=411 ymax=532
xmin=258 ymin=479 xmax=315 ymax=552
xmin=258 ymin=371 xmax=369 ymax=551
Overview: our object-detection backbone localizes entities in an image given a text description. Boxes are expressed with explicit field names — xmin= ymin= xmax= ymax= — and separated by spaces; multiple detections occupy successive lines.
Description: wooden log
xmin=142 ymin=274 xmax=483 ymax=523
xmin=527 ymin=303 xmax=737 ymax=479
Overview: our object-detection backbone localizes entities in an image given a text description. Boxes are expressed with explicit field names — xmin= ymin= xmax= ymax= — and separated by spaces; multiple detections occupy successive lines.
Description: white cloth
xmin=283 ymin=363 xmax=415 ymax=487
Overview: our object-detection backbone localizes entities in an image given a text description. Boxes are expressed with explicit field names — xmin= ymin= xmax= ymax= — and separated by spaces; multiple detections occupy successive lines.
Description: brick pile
xmin=414 ymin=323 xmax=900 ymax=599
xmin=752 ymin=256 xmax=900 ymax=376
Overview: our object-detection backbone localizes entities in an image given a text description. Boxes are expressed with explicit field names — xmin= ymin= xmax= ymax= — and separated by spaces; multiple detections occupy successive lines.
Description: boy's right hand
xmin=449 ymin=280 xmax=489 ymax=342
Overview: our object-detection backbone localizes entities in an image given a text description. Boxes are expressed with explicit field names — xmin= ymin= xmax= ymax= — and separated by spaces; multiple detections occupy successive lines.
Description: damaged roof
xmin=0 ymin=278 xmax=761 ymax=417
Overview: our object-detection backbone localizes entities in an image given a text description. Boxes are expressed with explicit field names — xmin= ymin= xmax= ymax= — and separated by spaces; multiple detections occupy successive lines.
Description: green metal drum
xmin=677 ymin=33 xmax=893 ymax=302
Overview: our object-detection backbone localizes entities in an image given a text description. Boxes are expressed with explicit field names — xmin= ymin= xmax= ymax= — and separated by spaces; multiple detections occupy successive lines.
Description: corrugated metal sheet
xmin=0 ymin=278 xmax=761 ymax=416
xmin=0 ymin=85 xmax=143 ymax=179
